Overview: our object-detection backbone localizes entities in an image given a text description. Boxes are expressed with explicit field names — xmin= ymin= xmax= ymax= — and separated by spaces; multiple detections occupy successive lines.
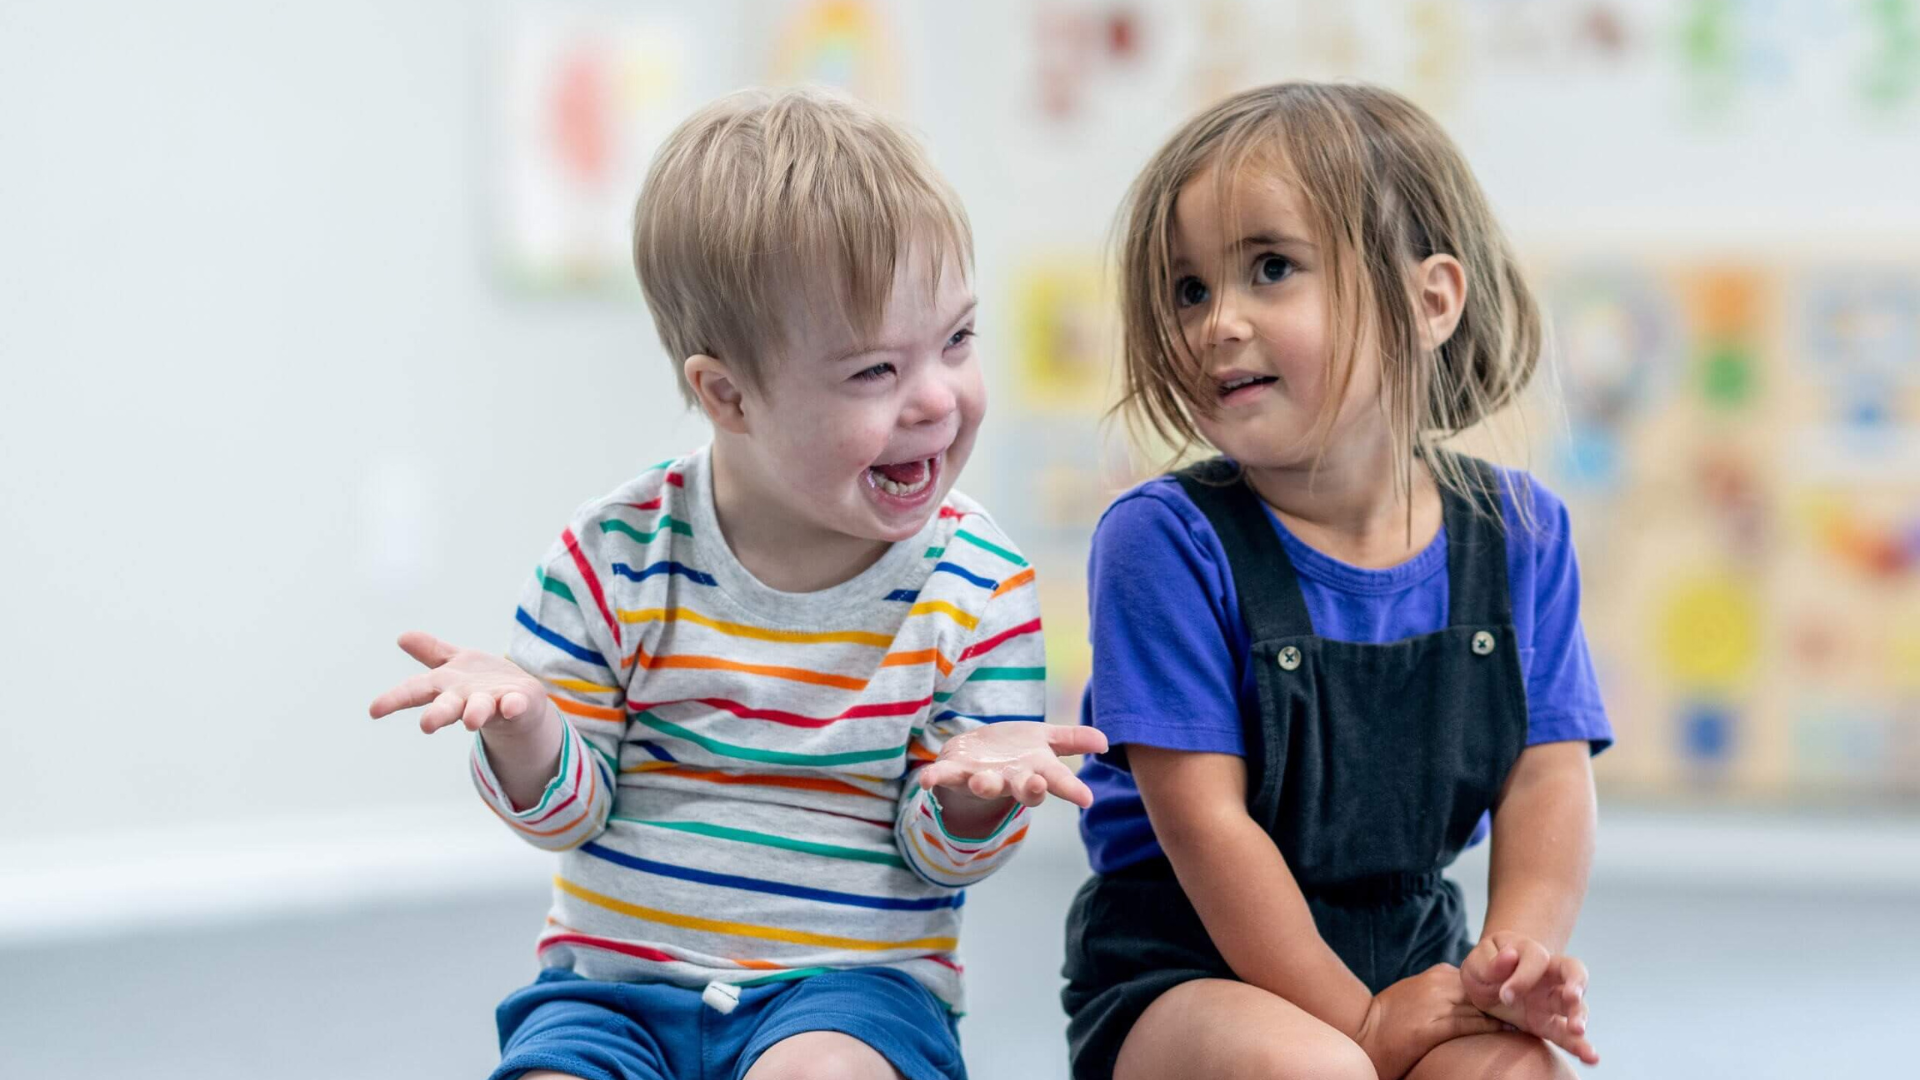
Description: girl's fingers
xmin=462 ymin=691 xmax=497 ymax=731
xmin=1555 ymin=956 xmax=1589 ymax=1000
xmin=1500 ymin=943 xmax=1551 ymax=1005
xmin=396 ymin=631 xmax=460 ymax=668
xmin=419 ymin=689 xmax=467 ymax=734
xmin=917 ymin=762 xmax=957 ymax=790
xmin=368 ymin=674 xmax=440 ymax=719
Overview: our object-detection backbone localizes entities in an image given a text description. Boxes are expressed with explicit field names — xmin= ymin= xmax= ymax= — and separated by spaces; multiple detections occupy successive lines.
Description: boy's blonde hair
xmin=633 ymin=86 xmax=973 ymax=403
xmin=1115 ymin=82 xmax=1541 ymax=518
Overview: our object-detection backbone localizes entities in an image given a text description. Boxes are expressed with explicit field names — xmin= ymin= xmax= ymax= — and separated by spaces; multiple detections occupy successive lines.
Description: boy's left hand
xmin=1461 ymin=930 xmax=1598 ymax=1065
xmin=917 ymin=722 xmax=1110 ymax=809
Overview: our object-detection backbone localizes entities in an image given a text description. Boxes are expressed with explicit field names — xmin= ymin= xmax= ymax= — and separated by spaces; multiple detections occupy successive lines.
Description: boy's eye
xmin=852 ymin=362 xmax=896 ymax=382
xmin=1255 ymin=254 xmax=1294 ymax=284
xmin=1174 ymin=276 xmax=1209 ymax=309
xmin=946 ymin=327 xmax=975 ymax=350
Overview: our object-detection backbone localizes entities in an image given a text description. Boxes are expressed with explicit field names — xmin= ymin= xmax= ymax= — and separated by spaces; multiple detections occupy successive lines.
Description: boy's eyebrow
xmin=825 ymin=297 xmax=978 ymax=364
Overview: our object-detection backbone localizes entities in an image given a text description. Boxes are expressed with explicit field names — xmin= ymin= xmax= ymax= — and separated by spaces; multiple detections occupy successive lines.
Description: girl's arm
xmin=1459 ymin=739 xmax=1600 ymax=1064
xmin=1132 ymin=746 xmax=1497 ymax=1077
xmin=1483 ymin=740 xmax=1596 ymax=951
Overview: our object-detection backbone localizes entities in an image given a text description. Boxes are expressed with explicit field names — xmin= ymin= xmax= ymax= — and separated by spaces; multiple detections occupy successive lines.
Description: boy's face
xmin=738 ymin=249 xmax=983 ymax=546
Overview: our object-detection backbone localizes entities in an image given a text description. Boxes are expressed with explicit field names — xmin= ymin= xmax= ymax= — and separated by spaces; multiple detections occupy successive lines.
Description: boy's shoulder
xmin=922 ymin=488 xmax=1032 ymax=582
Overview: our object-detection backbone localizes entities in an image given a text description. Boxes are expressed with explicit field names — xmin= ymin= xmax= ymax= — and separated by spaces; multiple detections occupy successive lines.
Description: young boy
xmin=368 ymin=87 xmax=1104 ymax=1080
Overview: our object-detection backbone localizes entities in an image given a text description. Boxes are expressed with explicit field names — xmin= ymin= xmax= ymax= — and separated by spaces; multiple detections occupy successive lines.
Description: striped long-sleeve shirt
xmin=475 ymin=447 xmax=1046 ymax=1011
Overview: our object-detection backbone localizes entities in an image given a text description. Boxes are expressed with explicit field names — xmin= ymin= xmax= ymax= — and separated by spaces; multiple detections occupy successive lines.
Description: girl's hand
xmin=368 ymin=631 xmax=550 ymax=736
xmin=1356 ymin=963 xmax=1507 ymax=1079
xmin=916 ymin=721 xmax=1110 ymax=809
xmin=1461 ymin=932 xmax=1599 ymax=1065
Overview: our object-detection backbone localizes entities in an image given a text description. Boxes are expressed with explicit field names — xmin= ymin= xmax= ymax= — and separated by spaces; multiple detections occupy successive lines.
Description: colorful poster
xmin=491 ymin=4 xmax=698 ymax=293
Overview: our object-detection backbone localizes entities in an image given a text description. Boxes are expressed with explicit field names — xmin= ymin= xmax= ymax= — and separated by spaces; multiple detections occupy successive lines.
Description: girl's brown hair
xmin=1115 ymin=82 xmax=1541 ymax=522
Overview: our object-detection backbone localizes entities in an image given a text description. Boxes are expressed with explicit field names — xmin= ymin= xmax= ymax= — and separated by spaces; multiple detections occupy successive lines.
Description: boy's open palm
xmin=367 ymin=631 xmax=549 ymax=735
xmin=916 ymin=722 xmax=1110 ymax=808
xmin=1461 ymin=931 xmax=1598 ymax=1065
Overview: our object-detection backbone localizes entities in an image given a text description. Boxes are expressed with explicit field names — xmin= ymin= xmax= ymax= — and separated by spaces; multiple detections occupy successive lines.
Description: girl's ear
xmin=684 ymin=354 xmax=750 ymax=434
xmin=1415 ymin=253 xmax=1468 ymax=352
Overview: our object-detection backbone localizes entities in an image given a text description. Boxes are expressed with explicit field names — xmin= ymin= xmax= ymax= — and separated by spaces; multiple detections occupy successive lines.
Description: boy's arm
xmin=893 ymin=564 xmax=1051 ymax=887
xmin=474 ymin=536 xmax=630 ymax=851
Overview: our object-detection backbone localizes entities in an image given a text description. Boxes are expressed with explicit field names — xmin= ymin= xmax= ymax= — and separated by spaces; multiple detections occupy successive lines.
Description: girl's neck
xmin=1240 ymin=435 xmax=1442 ymax=570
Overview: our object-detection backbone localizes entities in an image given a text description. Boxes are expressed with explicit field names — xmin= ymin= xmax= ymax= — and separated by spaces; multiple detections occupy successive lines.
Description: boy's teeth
xmin=870 ymin=458 xmax=932 ymax=496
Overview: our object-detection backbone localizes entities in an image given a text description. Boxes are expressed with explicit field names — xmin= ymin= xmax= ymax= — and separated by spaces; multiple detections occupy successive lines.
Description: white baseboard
xmin=5 ymin=802 xmax=1917 ymax=948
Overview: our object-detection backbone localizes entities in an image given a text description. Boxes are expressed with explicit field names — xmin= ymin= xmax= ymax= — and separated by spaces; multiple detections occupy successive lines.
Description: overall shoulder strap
xmin=1437 ymin=453 xmax=1516 ymax=628
xmin=1171 ymin=458 xmax=1315 ymax=641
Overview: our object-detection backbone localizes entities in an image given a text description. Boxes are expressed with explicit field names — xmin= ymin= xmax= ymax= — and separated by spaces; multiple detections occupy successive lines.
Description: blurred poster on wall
xmin=761 ymin=0 xmax=906 ymax=112
xmin=490 ymin=2 xmax=701 ymax=293
xmin=1531 ymin=253 xmax=1920 ymax=805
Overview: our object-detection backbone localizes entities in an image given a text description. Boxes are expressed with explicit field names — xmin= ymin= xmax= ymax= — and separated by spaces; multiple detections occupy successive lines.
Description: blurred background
xmin=3 ymin=0 xmax=1918 ymax=1075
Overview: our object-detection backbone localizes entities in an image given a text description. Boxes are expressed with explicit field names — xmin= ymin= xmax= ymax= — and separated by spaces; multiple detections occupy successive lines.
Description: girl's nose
xmin=1206 ymin=291 xmax=1253 ymax=348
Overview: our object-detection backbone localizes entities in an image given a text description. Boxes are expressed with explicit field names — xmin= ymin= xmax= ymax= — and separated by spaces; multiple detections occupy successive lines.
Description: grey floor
xmin=4 ymin=816 xmax=1914 ymax=1078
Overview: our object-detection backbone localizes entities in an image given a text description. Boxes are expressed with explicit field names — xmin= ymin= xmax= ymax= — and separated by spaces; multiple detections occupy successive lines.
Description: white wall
xmin=5 ymin=0 xmax=1918 ymax=848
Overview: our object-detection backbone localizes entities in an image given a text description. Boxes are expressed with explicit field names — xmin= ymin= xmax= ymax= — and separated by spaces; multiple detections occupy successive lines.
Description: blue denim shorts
xmin=492 ymin=967 xmax=966 ymax=1080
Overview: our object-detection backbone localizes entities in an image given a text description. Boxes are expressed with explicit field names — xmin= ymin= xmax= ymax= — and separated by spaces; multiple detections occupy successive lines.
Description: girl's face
xmin=1168 ymin=166 xmax=1385 ymax=471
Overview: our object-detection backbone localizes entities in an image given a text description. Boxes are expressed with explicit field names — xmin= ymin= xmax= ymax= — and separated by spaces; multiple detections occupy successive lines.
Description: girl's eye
xmin=1175 ymin=276 xmax=1209 ymax=309
xmin=946 ymin=327 xmax=975 ymax=350
xmin=852 ymin=362 xmax=895 ymax=382
xmin=1255 ymin=254 xmax=1294 ymax=284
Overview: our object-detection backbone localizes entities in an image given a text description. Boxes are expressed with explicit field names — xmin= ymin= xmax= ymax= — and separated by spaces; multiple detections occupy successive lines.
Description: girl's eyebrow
xmin=1171 ymin=231 xmax=1317 ymax=273
xmin=1230 ymin=231 xmax=1314 ymax=252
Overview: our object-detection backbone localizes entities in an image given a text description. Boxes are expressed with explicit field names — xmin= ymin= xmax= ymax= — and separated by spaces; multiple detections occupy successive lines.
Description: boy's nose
xmin=903 ymin=372 xmax=958 ymax=428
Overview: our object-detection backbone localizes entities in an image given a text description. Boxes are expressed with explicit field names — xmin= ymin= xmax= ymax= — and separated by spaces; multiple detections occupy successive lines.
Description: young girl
xmin=1061 ymin=83 xmax=1613 ymax=1080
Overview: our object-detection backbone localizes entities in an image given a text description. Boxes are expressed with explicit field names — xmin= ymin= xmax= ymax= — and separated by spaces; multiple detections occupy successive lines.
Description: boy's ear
xmin=684 ymin=354 xmax=749 ymax=434
xmin=1415 ymin=253 xmax=1467 ymax=353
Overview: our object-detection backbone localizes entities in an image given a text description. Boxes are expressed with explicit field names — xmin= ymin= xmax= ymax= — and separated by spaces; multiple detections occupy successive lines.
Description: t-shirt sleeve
xmin=1085 ymin=489 xmax=1247 ymax=762
xmin=1516 ymin=477 xmax=1614 ymax=753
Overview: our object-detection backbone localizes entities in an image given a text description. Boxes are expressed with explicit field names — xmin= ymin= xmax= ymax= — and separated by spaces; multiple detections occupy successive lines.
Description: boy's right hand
xmin=368 ymin=631 xmax=550 ymax=736
xmin=1354 ymin=963 xmax=1505 ymax=1080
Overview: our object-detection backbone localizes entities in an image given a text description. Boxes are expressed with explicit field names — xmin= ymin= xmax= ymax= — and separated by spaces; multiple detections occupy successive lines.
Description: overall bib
xmin=1061 ymin=457 xmax=1529 ymax=1080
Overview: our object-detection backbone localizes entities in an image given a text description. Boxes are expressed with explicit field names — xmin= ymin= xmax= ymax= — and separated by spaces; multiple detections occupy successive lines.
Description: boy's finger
xmin=420 ymin=690 xmax=467 ymax=734
xmin=499 ymin=691 xmax=531 ymax=720
xmin=917 ymin=762 xmax=956 ymax=790
xmin=1040 ymin=760 xmax=1095 ymax=808
xmin=968 ymin=770 xmax=1006 ymax=799
xmin=1044 ymin=724 xmax=1109 ymax=757
xmin=1015 ymin=770 xmax=1048 ymax=807
xmin=397 ymin=630 xmax=460 ymax=668
xmin=369 ymin=675 xmax=439 ymax=719
xmin=463 ymin=692 xmax=497 ymax=731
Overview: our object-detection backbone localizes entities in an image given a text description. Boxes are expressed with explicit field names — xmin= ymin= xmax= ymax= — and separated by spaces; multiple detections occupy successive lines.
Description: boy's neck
xmin=1241 ymin=431 xmax=1442 ymax=570
xmin=707 ymin=438 xmax=896 ymax=594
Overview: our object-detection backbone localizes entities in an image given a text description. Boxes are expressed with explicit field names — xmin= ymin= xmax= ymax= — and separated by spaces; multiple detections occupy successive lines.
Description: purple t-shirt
xmin=1077 ymin=469 xmax=1613 ymax=874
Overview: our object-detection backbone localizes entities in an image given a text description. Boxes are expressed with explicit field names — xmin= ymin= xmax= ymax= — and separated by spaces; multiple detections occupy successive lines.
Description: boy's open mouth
xmin=865 ymin=456 xmax=937 ymax=498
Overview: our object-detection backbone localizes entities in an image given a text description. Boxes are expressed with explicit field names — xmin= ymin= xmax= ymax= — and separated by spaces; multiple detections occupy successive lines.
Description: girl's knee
xmin=1244 ymin=1031 xmax=1377 ymax=1080
xmin=1410 ymin=1032 xmax=1571 ymax=1080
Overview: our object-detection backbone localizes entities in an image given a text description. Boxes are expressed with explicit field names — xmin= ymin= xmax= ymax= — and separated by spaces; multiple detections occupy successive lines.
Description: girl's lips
xmin=1219 ymin=377 xmax=1276 ymax=406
